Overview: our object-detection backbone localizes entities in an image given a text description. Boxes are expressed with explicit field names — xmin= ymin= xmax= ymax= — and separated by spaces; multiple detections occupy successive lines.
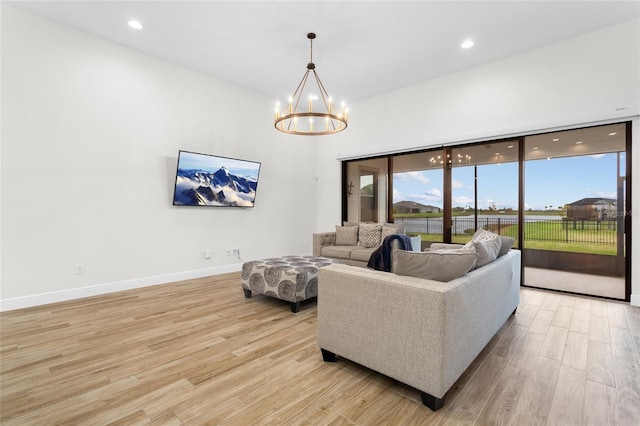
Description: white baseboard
xmin=0 ymin=264 xmax=243 ymax=312
xmin=631 ymin=294 xmax=640 ymax=307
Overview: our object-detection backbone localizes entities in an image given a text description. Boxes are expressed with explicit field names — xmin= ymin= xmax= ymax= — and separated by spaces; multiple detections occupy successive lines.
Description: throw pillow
xmin=498 ymin=236 xmax=515 ymax=257
xmin=392 ymin=249 xmax=477 ymax=282
xmin=384 ymin=222 xmax=406 ymax=234
xmin=465 ymin=230 xmax=502 ymax=267
xmin=335 ymin=225 xmax=358 ymax=246
xmin=357 ymin=223 xmax=383 ymax=248
xmin=381 ymin=225 xmax=400 ymax=240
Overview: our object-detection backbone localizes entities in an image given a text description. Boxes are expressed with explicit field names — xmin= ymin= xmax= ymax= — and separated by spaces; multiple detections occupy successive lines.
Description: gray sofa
xmin=317 ymin=248 xmax=521 ymax=411
xmin=313 ymin=231 xmax=420 ymax=267
xmin=312 ymin=231 xmax=376 ymax=267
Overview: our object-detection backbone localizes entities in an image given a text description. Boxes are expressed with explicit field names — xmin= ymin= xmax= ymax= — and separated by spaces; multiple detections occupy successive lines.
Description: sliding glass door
xmin=343 ymin=158 xmax=388 ymax=224
xmin=523 ymin=123 xmax=627 ymax=299
xmin=450 ymin=140 xmax=520 ymax=246
xmin=392 ymin=150 xmax=445 ymax=247
xmin=341 ymin=122 xmax=631 ymax=301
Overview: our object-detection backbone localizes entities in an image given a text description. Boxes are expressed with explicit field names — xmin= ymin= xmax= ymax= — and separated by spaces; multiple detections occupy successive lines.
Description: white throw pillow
xmin=464 ymin=229 xmax=502 ymax=267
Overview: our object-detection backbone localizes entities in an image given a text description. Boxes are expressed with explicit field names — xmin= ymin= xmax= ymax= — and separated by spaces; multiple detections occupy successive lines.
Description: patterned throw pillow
xmin=357 ymin=223 xmax=383 ymax=248
xmin=335 ymin=225 xmax=358 ymax=246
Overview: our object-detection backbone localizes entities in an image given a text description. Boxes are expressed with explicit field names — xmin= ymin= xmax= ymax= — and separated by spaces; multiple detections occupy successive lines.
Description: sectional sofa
xmin=317 ymin=231 xmax=520 ymax=410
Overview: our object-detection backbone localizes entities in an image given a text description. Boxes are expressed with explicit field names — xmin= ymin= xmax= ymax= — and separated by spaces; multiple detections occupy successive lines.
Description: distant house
xmin=394 ymin=201 xmax=440 ymax=214
xmin=566 ymin=197 xmax=616 ymax=220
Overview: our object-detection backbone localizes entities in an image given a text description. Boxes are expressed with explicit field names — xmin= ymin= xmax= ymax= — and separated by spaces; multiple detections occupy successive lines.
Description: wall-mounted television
xmin=173 ymin=150 xmax=261 ymax=208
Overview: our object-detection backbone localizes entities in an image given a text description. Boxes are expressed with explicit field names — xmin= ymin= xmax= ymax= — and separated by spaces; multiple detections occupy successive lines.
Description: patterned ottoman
xmin=241 ymin=255 xmax=338 ymax=313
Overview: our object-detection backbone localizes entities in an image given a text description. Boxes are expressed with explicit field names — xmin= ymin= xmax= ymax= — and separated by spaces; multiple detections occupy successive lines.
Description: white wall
xmin=315 ymin=19 xmax=640 ymax=304
xmin=1 ymin=6 xmax=318 ymax=309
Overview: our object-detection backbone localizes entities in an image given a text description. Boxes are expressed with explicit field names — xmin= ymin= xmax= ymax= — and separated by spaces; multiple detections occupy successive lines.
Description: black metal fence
xmin=396 ymin=216 xmax=619 ymax=245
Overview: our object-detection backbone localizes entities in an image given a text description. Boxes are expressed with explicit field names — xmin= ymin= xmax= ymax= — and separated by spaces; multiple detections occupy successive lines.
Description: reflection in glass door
xmin=344 ymin=158 xmax=388 ymax=224
xmin=523 ymin=123 xmax=627 ymax=300
xmin=359 ymin=170 xmax=377 ymax=222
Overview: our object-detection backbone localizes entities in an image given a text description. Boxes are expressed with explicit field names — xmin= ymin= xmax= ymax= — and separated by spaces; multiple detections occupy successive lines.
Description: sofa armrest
xmin=318 ymin=264 xmax=449 ymax=396
xmin=313 ymin=232 xmax=336 ymax=257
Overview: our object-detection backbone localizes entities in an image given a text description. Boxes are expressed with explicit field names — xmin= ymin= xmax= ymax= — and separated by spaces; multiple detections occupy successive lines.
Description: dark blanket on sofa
xmin=367 ymin=234 xmax=414 ymax=272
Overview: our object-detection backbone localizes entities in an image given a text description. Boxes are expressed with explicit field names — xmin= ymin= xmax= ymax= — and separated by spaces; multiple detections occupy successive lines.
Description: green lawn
xmin=407 ymin=220 xmax=620 ymax=256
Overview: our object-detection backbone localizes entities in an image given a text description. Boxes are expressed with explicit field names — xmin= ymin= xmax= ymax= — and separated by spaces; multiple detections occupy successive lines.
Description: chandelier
xmin=274 ymin=33 xmax=348 ymax=135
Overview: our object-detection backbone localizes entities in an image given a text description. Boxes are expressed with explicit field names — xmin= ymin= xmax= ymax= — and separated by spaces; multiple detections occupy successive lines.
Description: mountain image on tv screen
xmin=173 ymin=151 xmax=261 ymax=207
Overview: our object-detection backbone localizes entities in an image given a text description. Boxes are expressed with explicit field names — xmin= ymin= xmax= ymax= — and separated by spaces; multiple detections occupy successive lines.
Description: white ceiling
xmin=7 ymin=1 xmax=640 ymax=103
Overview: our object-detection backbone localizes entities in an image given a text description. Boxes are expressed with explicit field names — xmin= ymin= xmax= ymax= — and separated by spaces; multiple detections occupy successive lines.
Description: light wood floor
xmin=1 ymin=273 xmax=639 ymax=425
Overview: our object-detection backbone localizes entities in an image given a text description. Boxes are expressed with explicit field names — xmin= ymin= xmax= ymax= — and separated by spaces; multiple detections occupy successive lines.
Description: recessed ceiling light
xmin=507 ymin=145 xmax=514 ymax=148
xmin=609 ymin=132 xmax=617 ymax=136
xmin=461 ymin=39 xmax=474 ymax=49
xmin=532 ymin=147 xmax=539 ymax=150
xmin=128 ymin=20 xmax=143 ymax=30
xmin=552 ymin=138 xmax=559 ymax=142
xmin=576 ymin=141 xmax=583 ymax=145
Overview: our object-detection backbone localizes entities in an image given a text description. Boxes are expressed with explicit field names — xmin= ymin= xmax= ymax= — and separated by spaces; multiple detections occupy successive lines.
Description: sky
xmin=177 ymin=150 xmax=261 ymax=178
xmin=393 ymin=153 xmax=622 ymax=211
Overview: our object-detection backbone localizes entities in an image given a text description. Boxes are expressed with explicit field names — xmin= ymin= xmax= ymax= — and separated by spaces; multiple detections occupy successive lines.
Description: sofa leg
xmin=291 ymin=301 xmax=301 ymax=313
xmin=512 ymin=306 xmax=518 ymax=315
xmin=243 ymin=289 xmax=252 ymax=298
xmin=321 ymin=348 xmax=337 ymax=362
xmin=420 ymin=391 xmax=446 ymax=411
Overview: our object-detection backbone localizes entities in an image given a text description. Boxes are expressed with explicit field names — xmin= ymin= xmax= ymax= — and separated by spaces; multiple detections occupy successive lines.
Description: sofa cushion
xmin=392 ymin=249 xmax=477 ymax=282
xmin=358 ymin=223 xmax=383 ymax=248
xmin=351 ymin=248 xmax=377 ymax=262
xmin=464 ymin=230 xmax=502 ymax=268
xmin=335 ymin=225 xmax=358 ymax=246
xmin=321 ymin=245 xmax=356 ymax=260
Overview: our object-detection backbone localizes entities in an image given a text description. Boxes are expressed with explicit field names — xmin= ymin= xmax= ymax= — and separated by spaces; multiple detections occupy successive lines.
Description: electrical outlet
xmin=204 ymin=250 xmax=212 ymax=259
xmin=232 ymin=248 xmax=239 ymax=255
xmin=75 ymin=264 xmax=85 ymax=274
xmin=226 ymin=249 xmax=232 ymax=256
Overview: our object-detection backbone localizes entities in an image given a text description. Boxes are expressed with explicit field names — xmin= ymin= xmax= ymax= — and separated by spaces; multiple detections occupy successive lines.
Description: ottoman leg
xmin=290 ymin=301 xmax=301 ymax=313
xmin=243 ymin=289 xmax=252 ymax=298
